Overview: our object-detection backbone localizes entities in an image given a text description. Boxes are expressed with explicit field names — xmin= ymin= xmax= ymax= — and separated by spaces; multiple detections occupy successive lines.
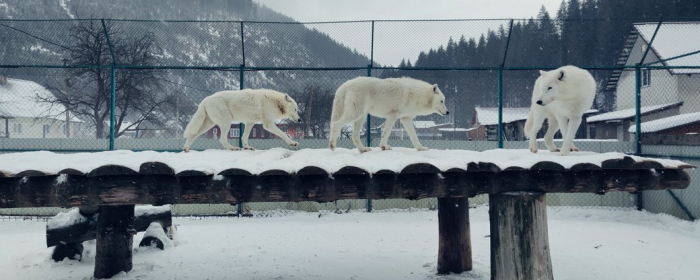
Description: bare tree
xmin=41 ymin=20 xmax=174 ymax=138
xmin=294 ymin=84 xmax=335 ymax=139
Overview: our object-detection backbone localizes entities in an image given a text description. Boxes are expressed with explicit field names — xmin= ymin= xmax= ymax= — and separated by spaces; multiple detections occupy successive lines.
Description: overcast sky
xmin=254 ymin=0 xmax=563 ymax=66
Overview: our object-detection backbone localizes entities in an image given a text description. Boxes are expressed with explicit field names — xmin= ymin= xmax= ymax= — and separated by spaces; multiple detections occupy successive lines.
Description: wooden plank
xmin=437 ymin=197 xmax=472 ymax=274
xmin=139 ymin=162 xmax=175 ymax=175
xmin=94 ymin=205 xmax=135 ymax=279
xmin=490 ymin=192 xmax=553 ymax=280
xmin=0 ymin=169 xmax=691 ymax=208
xmin=88 ymin=165 xmax=138 ymax=177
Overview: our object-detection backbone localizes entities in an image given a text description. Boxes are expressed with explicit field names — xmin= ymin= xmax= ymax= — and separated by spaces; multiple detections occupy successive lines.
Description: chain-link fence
xmin=1 ymin=18 xmax=699 ymax=220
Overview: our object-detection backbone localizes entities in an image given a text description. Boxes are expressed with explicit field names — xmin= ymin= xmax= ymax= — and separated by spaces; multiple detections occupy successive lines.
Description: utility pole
xmin=305 ymin=85 xmax=313 ymax=138
xmin=62 ymin=58 xmax=71 ymax=139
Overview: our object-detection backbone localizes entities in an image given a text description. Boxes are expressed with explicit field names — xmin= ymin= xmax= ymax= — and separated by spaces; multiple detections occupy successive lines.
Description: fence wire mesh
xmin=1 ymin=18 xmax=699 ymax=221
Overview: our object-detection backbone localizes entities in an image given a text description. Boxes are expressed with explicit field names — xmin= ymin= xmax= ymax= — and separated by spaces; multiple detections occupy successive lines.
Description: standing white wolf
xmin=524 ymin=65 xmax=595 ymax=156
xmin=328 ymin=77 xmax=449 ymax=153
xmin=183 ymin=89 xmax=302 ymax=152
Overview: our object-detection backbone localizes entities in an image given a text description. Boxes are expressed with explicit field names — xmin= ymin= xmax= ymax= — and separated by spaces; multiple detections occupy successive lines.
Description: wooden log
xmin=94 ymin=205 xmax=135 ymax=279
xmin=0 ymin=169 xmax=691 ymax=208
xmin=490 ymin=192 xmax=553 ymax=280
xmin=51 ymin=243 xmax=83 ymax=262
xmin=437 ymin=197 xmax=472 ymax=274
xmin=47 ymin=207 xmax=172 ymax=247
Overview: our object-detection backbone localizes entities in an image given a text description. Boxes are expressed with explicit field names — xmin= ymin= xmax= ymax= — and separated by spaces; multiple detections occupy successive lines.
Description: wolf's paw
xmin=227 ymin=146 xmax=240 ymax=151
xmin=183 ymin=148 xmax=190 ymax=153
xmin=358 ymin=147 xmax=371 ymax=153
xmin=289 ymin=141 xmax=299 ymax=147
xmin=558 ymin=149 xmax=571 ymax=156
xmin=549 ymin=148 xmax=560 ymax=152
xmin=380 ymin=145 xmax=392 ymax=151
xmin=571 ymin=147 xmax=579 ymax=152
xmin=243 ymin=145 xmax=255 ymax=151
xmin=329 ymin=142 xmax=336 ymax=151
xmin=530 ymin=146 xmax=539 ymax=153
xmin=416 ymin=146 xmax=429 ymax=151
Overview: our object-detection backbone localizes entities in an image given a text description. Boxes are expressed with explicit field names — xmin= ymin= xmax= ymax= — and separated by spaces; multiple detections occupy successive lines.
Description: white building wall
xmin=677 ymin=74 xmax=700 ymax=114
xmin=3 ymin=117 xmax=81 ymax=138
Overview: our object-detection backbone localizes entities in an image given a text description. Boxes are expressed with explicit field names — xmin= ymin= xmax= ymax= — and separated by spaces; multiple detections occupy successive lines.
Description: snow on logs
xmin=0 ymin=150 xmax=693 ymax=208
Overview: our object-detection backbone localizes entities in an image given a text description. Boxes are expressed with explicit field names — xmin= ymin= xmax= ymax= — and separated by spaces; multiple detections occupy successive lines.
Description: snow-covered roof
xmin=635 ymin=22 xmax=700 ymax=74
xmin=0 ymin=78 xmax=81 ymax=122
xmin=629 ymin=111 xmax=700 ymax=133
xmin=587 ymin=102 xmax=683 ymax=123
xmin=377 ymin=120 xmax=438 ymax=129
xmin=437 ymin=128 xmax=471 ymax=132
xmin=474 ymin=107 xmax=530 ymax=126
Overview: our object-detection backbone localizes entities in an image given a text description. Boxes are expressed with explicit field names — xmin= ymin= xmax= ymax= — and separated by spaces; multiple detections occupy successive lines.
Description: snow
xmin=635 ymin=22 xmax=700 ymax=74
xmin=134 ymin=205 xmax=170 ymax=217
xmin=2 ymin=207 xmax=699 ymax=279
xmin=629 ymin=111 xmax=700 ymax=133
xmin=438 ymin=128 xmax=470 ymax=132
xmin=141 ymin=222 xmax=174 ymax=249
xmin=586 ymin=102 xmax=683 ymax=123
xmin=46 ymin=208 xmax=86 ymax=230
xmin=0 ymin=148 xmax=690 ymax=177
xmin=0 ymin=78 xmax=81 ymax=122
xmin=58 ymin=0 xmax=75 ymax=19
xmin=474 ymin=107 xmax=530 ymax=126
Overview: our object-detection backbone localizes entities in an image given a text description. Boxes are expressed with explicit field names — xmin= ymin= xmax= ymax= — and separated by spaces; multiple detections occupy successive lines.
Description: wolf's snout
xmin=536 ymin=100 xmax=543 ymax=105
xmin=445 ymin=111 xmax=450 ymax=115
xmin=297 ymin=118 xmax=302 ymax=122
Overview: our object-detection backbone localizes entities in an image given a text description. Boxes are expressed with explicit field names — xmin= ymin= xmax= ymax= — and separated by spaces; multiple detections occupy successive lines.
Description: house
xmin=205 ymin=119 xmax=305 ymax=140
xmin=602 ymin=22 xmax=700 ymax=121
xmin=471 ymin=107 xmax=530 ymax=141
xmin=374 ymin=120 xmax=442 ymax=140
xmin=628 ymin=111 xmax=700 ymax=145
xmin=0 ymin=77 xmax=82 ymax=138
xmin=587 ymin=102 xmax=683 ymax=141
xmin=438 ymin=127 xmax=473 ymax=140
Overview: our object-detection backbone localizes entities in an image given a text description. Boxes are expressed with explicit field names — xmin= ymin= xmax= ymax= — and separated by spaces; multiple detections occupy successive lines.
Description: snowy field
xmin=2 ymin=207 xmax=699 ymax=280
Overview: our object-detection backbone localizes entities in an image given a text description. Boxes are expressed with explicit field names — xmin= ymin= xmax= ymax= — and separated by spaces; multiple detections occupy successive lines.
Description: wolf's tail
xmin=330 ymin=85 xmax=347 ymax=123
xmin=183 ymin=103 xmax=207 ymax=138
xmin=523 ymin=109 xmax=535 ymax=139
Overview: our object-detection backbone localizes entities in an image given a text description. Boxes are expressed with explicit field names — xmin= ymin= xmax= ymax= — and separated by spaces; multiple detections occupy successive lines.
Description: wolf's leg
xmin=557 ymin=115 xmax=581 ymax=156
xmin=400 ymin=117 xmax=427 ymax=151
xmin=241 ymin=122 xmax=255 ymax=150
xmin=379 ymin=117 xmax=398 ymax=151
xmin=528 ymin=110 xmax=547 ymax=153
xmin=556 ymin=116 xmax=579 ymax=152
xmin=263 ymin=121 xmax=298 ymax=147
xmin=183 ymin=118 xmax=215 ymax=152
xmin=351 ymin=118 xmax=370 ymax=153
xmin=329 ymin=110 xmax=363 ymax=151
xmin=543 ymin=117 xmax=559 ymax=152
xmin=216 ymin=122 xmax=240 ymax=151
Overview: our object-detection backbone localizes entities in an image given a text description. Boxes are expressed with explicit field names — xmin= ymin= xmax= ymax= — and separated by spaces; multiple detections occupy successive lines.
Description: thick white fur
xmin=183 ymin=89 xmax=301 ymax=152
xmin=524 ymin=65 xmax=596 ymax=156
xmin=328 ymin=77 xmax=449 ymax=153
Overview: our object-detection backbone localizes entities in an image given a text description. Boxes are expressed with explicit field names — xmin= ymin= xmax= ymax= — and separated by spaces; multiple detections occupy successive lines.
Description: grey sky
xmin=255 ymin=0 xmax=563 ymax=65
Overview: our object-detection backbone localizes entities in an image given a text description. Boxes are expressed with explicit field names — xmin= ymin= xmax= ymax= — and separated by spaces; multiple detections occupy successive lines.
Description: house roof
xmin=629 ymin=111 xmax=700 ymax=133
xmin=438 ymin=128 xmax=471 ymax=132
xmin=587 ymin=102 xmax=683 ymax=123
xmin=635 ymin=22 xmax=700 ymax=74
xmin=0 ymin=78 xmax=81 ymax=122
xmin=377 ymin=120 xmax=438 ymax=129
xmin=474 ymin=107 xmax=530 ymax=126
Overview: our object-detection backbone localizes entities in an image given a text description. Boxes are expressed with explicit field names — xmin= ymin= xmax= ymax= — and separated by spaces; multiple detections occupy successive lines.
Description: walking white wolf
xmin=183 ymin=89 xmax=302 ymax=152
xmin=328 ymin=77 xmax=449 ymax=153
xmin=524 ymin=65 xmax=596 ymax=156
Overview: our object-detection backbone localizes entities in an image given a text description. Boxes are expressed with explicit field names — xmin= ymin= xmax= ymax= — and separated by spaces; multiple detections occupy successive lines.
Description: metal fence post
xmin=101 ymin=19 xmax=117 ymax=151
xmin=366 ymin=21 xmax=375 ymax=213
xmin=498 ymin=20 xmax=514 ymax=149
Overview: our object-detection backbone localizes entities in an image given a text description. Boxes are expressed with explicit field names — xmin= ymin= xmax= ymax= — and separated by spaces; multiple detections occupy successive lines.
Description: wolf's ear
xmin=558 ymin=70 xmax=565 ymax=81
xmin=539 ymin=70 xmax=547 ymax=76
xmin=433 ymin=84 xmax=438 ymax=94
xmin=285 ymin=94 xmax=291 ymax=102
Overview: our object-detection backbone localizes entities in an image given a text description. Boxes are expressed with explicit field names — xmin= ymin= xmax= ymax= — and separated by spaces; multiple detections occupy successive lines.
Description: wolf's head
xmin=431 ymin=84 xmax=450 ymax=116
xmin=283 ymin=94 xmax=302 ymax=122
xmin=535 ymin=69 xmax=566 ymax=106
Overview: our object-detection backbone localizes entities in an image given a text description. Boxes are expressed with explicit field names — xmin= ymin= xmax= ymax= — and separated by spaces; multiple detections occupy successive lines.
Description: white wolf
xmin=524 ymin=65 xmax=595 ymax=156
xmin=328 ymin=77 xmax=449 ymax=153
xmin=183 ymin=89 xmax=302 ymax=152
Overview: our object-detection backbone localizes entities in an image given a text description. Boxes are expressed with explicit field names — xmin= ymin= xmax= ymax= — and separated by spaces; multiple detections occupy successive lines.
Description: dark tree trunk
xmin=437 ymin=197 xmax=472 ymax=274
xmin=94 ymin=205 xmax=135 ymax=279
xmin=490 ymin=192 xmax=553 ymax=280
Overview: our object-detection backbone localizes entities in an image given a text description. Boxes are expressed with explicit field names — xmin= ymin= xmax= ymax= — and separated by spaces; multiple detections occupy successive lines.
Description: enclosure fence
xmin=0 ymin=18 xmax=699 ymax=220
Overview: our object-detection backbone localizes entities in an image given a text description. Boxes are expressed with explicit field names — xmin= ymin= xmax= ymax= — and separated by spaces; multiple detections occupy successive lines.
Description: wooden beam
xmin=0 ymin=169 xmax=691 ymax=208
xmin=437 ymin=197 xmax=472 ymax=274
xmin=490 ymin=192 xmax=553 ymax=280
xmin=94 ymin=205 xmax=135 ymax=279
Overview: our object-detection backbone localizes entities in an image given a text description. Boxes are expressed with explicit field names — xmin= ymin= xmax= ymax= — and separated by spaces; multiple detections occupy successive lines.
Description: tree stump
xmin=437 ymin=197 xmax=472 ymax=274
xmin=94 ymin=205 xmax=136 ymax=279
xmin=490 ymin=192 xmax=553 ymax=280
xmin=51 ymin=243 xmax=84 ymax=262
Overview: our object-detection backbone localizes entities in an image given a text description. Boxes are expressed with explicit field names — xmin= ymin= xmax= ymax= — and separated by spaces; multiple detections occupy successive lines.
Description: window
xmin=229 ymin=128 xmax=239 ymax=138
xmin=43 ymin=124 xmax=50 ymax=135
xmin=213 ymin=128 xmax=219 ymax=136
xmin=252 ymin=128 xmax=257 ymax=138
xmin=642 ymin=69 xmax=651 ymax=87
xmin=13 ymin=124 xmax=22 ymax=134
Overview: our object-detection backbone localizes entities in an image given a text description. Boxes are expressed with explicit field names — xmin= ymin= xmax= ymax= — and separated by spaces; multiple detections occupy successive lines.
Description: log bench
xmin=0 ymin=149 xmax=693 ymax=279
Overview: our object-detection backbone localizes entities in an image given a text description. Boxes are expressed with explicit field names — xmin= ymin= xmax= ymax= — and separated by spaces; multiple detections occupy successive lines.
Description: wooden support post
xmin=437 ymin=197 xmax=472 ymax=274
xmin=490 ymin=192 xmax=553 ymax=280
xmin=94 ymin=205 xmax=135 ymax=279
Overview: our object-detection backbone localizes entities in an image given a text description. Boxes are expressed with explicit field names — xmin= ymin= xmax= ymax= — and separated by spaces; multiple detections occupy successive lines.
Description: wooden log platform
xmin=0 ymin=149 xmax=694 ymax=279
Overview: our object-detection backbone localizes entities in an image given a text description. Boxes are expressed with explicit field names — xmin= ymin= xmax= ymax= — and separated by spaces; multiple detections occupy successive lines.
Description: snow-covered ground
xmin=2 ymin=207 xmax=699 ymax=280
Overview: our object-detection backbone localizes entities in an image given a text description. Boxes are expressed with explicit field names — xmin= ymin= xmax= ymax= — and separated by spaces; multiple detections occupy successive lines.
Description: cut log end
xmin=52 ymin=243 xmax=84 ymax=262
